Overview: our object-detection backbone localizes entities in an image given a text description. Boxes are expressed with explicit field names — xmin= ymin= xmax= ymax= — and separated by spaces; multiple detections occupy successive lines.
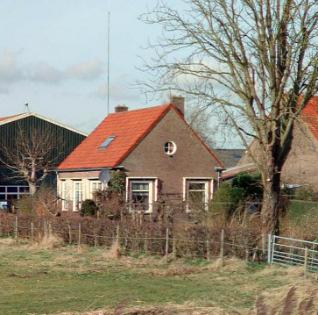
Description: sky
xmin=0 ymin=0 xmax=170 ymax=134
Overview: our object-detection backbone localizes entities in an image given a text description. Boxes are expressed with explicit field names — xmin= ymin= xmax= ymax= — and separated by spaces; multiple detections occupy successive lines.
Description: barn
xmin=0 ymin=112 xmax=86 ymax=206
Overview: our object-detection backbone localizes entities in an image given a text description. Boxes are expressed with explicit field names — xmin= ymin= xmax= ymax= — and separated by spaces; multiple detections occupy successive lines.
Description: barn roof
xmin=0 ymin=112 xmax=87 ymax=136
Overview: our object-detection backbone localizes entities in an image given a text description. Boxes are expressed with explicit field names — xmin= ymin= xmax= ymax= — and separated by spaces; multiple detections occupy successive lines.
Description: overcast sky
xmin=0 ymin=0 xmax=172 ymax=133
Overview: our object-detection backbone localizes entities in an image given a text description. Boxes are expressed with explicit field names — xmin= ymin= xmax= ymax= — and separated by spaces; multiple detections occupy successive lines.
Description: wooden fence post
xmin=30 ymin=222 xmax=34 ymax=242
xmin=206 ymin=237 xmax=211 ymax=261
xmin=78 ymin=223 xmax=81 ymax=251
xmin=48 ymin=222 xmax=52 ymax=237
xmin=220 ymin=229 xmax=225 ymax=265
xmin=68 ymin=223 xmax=72 ymax=244
xmin=172 ymin=235 xmax=177 ymax=258
xmin=14 ymin=216 xmax=18 ymax=239
xmin=304 ymin=247 xmax=309 ymax=277
xmin=43 ymin=220 xmax=48 ymax=238
xmin=144 ymin=232 xmax=148 ymax=254
xmin=165 ymin=227 xmax=169 ymax=256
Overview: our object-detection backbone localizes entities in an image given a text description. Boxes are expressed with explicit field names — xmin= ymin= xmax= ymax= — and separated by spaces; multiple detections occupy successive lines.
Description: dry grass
xmin=1 ymin=239 xmax=318 ymax=315
xmin=29 ymin=233 xmax=64 ymax=250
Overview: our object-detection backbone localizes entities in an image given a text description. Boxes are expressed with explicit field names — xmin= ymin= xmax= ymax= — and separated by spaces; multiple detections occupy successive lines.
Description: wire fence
xmin=0 ymin=213 xmax=267 ymax=261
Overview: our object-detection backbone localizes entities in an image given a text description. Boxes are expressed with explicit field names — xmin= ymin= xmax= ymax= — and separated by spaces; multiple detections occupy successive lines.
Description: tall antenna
xmin=107 ymin=11 xmax=111 ymax=115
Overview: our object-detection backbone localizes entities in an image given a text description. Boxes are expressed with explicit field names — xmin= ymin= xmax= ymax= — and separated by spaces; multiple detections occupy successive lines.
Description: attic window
xmin=100 ymin=135 xmax=115 ymax=149
xmin=164 ymin=141 xmax=177 ymax=156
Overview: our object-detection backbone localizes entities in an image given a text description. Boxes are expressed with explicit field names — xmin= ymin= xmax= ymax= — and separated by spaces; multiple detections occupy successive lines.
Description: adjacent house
xmin=57 ymin=97 xmax=223 ymax=213
xmin=233 ymin=96 xmax=318 ymax=190
xmin=0 ymin=112 xmax=86 ymax=203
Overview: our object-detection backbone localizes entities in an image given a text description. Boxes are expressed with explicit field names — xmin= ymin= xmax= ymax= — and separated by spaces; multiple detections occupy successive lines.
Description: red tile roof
xmin=301 ymin=96 xmax=318 ymax=140
xmin=58 ymin=104 xmax=223 ymax=170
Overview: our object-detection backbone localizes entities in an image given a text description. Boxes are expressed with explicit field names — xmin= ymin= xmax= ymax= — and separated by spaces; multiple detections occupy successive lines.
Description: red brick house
xmin=57 ymin=97 xmax=223 ymax=213
xmin=233 ymin=96 xmax=318 ymax=190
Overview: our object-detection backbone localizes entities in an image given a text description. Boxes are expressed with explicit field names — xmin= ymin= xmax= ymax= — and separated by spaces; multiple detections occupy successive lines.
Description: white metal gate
xmin=268 ymin=235 xmax=318 ymax=272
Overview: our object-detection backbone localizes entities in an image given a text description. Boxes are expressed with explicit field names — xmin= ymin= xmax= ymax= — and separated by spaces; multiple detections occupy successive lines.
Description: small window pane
xmin=189 ymin=183 xmax=205 ymax=190
xmin=132 ymin=183 xmax=149 ymax=191
xmin=0 ymin=187 xmax=5 ymax=193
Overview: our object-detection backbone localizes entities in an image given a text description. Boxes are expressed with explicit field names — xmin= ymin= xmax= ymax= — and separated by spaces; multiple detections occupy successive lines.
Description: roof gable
xmin=58 ymin=104 xmax=223 ymax=170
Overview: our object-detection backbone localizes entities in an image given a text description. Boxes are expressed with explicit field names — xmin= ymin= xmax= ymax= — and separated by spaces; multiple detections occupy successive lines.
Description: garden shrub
xmin=80 ymin=199 xmax=98 ymax=216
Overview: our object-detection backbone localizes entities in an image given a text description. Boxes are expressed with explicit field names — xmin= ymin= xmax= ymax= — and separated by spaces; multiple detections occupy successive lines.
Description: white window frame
xmin=126 ymin=177 xmax=158 ymax=214
xmin=183 ymin=177 xmax=213 ymax=212
xmin=73 ymin=180 xmax=83 ymax=212
xmin=90 ymin=179 xmax=103 ymax=198
xmin=61 ymin=180 xmax=67 ymax=211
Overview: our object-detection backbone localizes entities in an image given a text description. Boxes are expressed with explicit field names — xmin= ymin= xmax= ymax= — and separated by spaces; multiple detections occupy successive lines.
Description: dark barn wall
xmin=0 ymin=115 xmax=86 ymax=186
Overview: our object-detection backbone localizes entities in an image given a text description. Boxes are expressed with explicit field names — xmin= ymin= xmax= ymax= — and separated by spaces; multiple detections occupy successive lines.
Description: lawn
xmin=0 ymin=238 xmax=306 ymax=315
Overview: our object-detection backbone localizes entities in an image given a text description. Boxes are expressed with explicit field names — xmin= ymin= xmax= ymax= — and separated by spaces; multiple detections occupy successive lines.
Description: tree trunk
xmin=260 ymin=168 xmax=281 ymax=236
xmin=29 ymin=182 xmax=37 ymax=196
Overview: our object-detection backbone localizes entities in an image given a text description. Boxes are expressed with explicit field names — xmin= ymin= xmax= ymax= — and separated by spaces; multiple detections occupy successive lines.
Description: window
xmin=128 ymin=179 xmax=156 ymax=213
xmin=90 ymin=180 xmax=102 ymax=197
xmin=61 ymin=181 xmax=67 ymax=211
xmin=164 ymin=141 xmax=177 ymax=156
xmin=184 ymin=179 xmax=211 ymax=211
xmin=73 ymin=181 xmax=83 ymax=211
xmin=100 ymin=135 xmax=115 ymax=149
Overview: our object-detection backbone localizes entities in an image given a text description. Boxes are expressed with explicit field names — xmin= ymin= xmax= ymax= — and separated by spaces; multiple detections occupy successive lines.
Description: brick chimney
xmin=115 ymin=105 xmax=128 ymax=113
xmin=170 ymin=95 xmax=185 ymax=116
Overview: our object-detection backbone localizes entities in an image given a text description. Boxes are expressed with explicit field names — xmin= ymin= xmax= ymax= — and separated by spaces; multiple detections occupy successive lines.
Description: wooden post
xmin=68 ymin=223 xmax=72 ymax=244
xmin=245 ymin=248 xmax=249 ymax=262
xmin=43 ymin=220 xmax=48 ymax=238
xmin=144 ymin=232 xmax=148 ymax=254
xmin=48 ymin=222 xmax=52 ymax=238
xmin=172 ymin=235 xmax=177 ymax=258
xmin=14 ymin=216 xmax=18 ymax=239
xmin=304 ymin=247 xmax=309 ymax=277
xmin=30 ymin=222 xmax=34 ymax=242
xmin=94 ymin=233 xmax=98 ymax=247
xmin=261 ymin=234 xmax=266 ymax=259
xmin=165 ymin=227 xmax=169 ymax=256
xmin=78 ymin=223 xmax=81 ymax=251
xmin=220 ymin=229 xmax=225 ymax=265
xmin=206 ymin=238 xmax=211 ymax=261
xmin=116 ymin=225 xmax=120 ymax=242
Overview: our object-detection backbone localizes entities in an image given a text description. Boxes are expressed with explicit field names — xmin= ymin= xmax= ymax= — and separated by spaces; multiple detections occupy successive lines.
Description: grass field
xmin=0 ymin=238 xmax=312 ymax=315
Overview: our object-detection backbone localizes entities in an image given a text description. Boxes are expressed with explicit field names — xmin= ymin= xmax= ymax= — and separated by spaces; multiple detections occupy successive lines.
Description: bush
xmin=80 ymin=199 xmax=98 ymax=216
xmin=15 ymin=187 xmax=59 ymax=216
xmin=210 ymin=183 xmax=244 ymax=218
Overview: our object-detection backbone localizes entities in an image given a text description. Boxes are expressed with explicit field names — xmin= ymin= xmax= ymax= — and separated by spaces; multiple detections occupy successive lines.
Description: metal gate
xmin=268 ymin=235 xmax=318 ymax=272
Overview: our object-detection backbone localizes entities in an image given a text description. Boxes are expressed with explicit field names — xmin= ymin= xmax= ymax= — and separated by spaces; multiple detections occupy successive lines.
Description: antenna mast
xmin=24 ymin=103 xmax=30 ymax=113
xmin=107 ymin=11 xmax=111 ymax=115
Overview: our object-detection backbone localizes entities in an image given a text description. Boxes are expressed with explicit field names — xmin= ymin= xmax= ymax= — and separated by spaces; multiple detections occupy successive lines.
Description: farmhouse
xmin=0 ymin=112 xmax=86 ymax=203
xmin=232 ymin=96 xmax=318 ymax=190
xmin=57 ymin=97 xmax=223 ymax=213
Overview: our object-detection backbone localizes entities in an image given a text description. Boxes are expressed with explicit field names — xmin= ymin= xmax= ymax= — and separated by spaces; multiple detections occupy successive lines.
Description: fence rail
xmin=0 ymin=213 xmax=267 ymax=261
xmin=269 ymin=235 xmax=318 ymax=272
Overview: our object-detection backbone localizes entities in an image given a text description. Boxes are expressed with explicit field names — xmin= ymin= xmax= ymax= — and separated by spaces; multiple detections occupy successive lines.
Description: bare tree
xmin=141 ymin=0 xmax=318 ymax=234
xmin=0 ymin=128 xmax=60 ymax=195
xmin=186 ymin=104 xmax=217 ymax=148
